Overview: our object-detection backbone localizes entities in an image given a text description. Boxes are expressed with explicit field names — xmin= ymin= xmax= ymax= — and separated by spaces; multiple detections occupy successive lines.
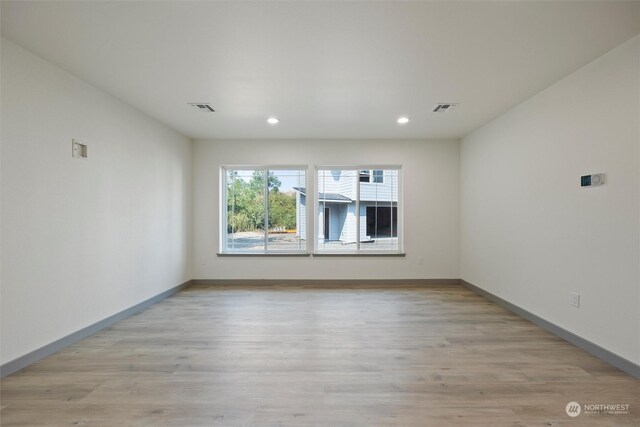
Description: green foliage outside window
xmin=227 ymin=171 xmax=297 ymax=233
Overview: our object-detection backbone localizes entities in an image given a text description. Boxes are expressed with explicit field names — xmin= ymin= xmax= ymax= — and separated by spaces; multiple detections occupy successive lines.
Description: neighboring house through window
xmin=312 ymin=167 xmax=401 ymax=253
xmin=221 ymin=166 xmax=401 ymax=255
xmin=359 ymin=169 xmax=385 ymax=183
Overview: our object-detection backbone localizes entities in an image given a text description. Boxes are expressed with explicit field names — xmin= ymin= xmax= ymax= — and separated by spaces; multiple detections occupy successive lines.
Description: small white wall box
xmin=72 ymin=139 xmax=87 ymax=159
xmin=580 ymin=173 xmax=604 ymax=187
xmin=571 ymin=292 xmax=580 ymax=308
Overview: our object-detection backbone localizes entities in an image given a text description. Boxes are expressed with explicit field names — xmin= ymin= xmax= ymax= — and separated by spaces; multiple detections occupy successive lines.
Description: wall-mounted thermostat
xmin=72 ymin=139 xmax=87 ymax=159
xmin=580 ymin=173 xmax=604 ymax=187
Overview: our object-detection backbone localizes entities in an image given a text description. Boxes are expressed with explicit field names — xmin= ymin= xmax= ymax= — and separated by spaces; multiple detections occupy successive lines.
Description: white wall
xmin=193 ymin=139 xmax=460 ymax=280
xmin=461 ymin=35 xmax=640 ymax=364
xmin=0 ymin=39 xmax=192 ymax=364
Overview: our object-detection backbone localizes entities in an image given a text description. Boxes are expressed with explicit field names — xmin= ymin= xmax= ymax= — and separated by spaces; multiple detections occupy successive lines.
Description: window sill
xmin=313 ymin=252 xmax=406 ymax=257
xmin=217 ymin=252 xmax=406 ymax=257
xmin=217 ymin=252 xmax=311 ymax=257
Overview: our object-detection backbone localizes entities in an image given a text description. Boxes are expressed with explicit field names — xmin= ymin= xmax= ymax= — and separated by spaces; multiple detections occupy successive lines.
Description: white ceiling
xmin=2 ymin=1 xmax=639 ymax=140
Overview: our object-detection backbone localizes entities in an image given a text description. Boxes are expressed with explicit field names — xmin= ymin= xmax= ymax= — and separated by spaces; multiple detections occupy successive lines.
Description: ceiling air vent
xmin=432 ymin=103 xmax=458 ymax=113
xmin=188 ymin=103 xmax=215 ymax=112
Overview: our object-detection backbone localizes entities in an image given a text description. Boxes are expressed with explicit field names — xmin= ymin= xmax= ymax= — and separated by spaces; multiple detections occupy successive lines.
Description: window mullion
xmin=230 ymin=170 xmax=235 ymax=252
xmin=390 ymin=171 xmax=394 ymax=246
xmin=222 ymin=168 xmax=227 ymax=253
xmin=264 ymin=169 xmax=269 ymax=253
xmin=356 ymin=173 xmax=360 ymax=253
xmin=397 ymin=170 xmax=402 ymax=252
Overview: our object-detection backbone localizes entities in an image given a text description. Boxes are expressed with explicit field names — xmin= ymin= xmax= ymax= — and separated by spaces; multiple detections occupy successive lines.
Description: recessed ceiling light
xmin=267 ymin=117 xmax=280 ymax=125
xmin=397 ymin=117 xmax=410 ymax=124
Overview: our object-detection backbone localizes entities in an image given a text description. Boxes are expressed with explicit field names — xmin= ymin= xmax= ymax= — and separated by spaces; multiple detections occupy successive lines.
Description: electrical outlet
xmin=571 ymin=292 xmax=580 ymax=308
xmin=72 ymin=139 xmax=87 ymax=159
xmin=418 ymin=257 xmax=424 ymax=265
xmin=201 ymin=257 xmax=206 ymax=265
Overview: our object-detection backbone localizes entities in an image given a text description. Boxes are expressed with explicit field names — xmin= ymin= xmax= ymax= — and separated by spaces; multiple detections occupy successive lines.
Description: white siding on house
xmin=317 ymin=170 xmax=349 ymax=197
xmin=343 ymin=203 xmax=358 ymax=243
xmin=314 ymin=169 xmax=399 ymax=244
xmin=317 ymin=169 xmax=398 ymax=202
xmin=317 ymin=203 xmax=349 ymax=242
xmin=296 ymin=193 xmax=306 ymax=238
xmin=317 ymin=207 xmax=324 ymax=239
xmin=340 ymin=171 xmax=357 ymax=199
xmin=331 ymin=206 xmax=345 ymax=241
xmin=360 ymin=204 xmax=367 ymax=240
xmin=360 ymin=170 xmax=399 ymax=202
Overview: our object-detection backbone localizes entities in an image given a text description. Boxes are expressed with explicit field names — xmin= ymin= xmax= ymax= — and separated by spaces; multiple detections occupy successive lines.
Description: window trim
xmin=314 ymin=165 xmax=403 ymax=255
xmin=220 ymin=165 xmax=310 ymax=255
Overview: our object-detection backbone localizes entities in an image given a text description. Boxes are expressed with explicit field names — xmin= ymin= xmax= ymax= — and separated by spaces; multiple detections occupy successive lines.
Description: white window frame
xmin=314 ymin=166 xmax=403 ymax=255
xmin=220 ymin=165 xmax=310 ymax=254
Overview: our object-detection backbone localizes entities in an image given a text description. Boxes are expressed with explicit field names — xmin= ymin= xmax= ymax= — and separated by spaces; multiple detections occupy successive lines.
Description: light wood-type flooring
xmin=1 ymin=284 xmax=639 ymax=426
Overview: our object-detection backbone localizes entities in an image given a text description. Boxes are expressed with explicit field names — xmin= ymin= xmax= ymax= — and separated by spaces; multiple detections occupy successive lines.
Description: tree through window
xmin=223 ymin=168 xmax=307 ymax=253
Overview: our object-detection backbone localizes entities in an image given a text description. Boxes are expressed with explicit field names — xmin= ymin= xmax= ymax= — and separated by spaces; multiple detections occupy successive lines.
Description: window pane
xmin=268 ymin=169 xmax=306 ymax=251
xmin=225 ymin=169 xmax=265 ymax=251
xmin=360 ymin=169 xmax=398 ymax=251
xmin=317 ymin=169 xmax=358 ymax=251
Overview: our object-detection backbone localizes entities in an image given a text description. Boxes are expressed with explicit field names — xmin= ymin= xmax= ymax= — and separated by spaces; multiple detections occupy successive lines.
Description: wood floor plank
xmin=1 ymin=284 xmax=638 ymax=426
